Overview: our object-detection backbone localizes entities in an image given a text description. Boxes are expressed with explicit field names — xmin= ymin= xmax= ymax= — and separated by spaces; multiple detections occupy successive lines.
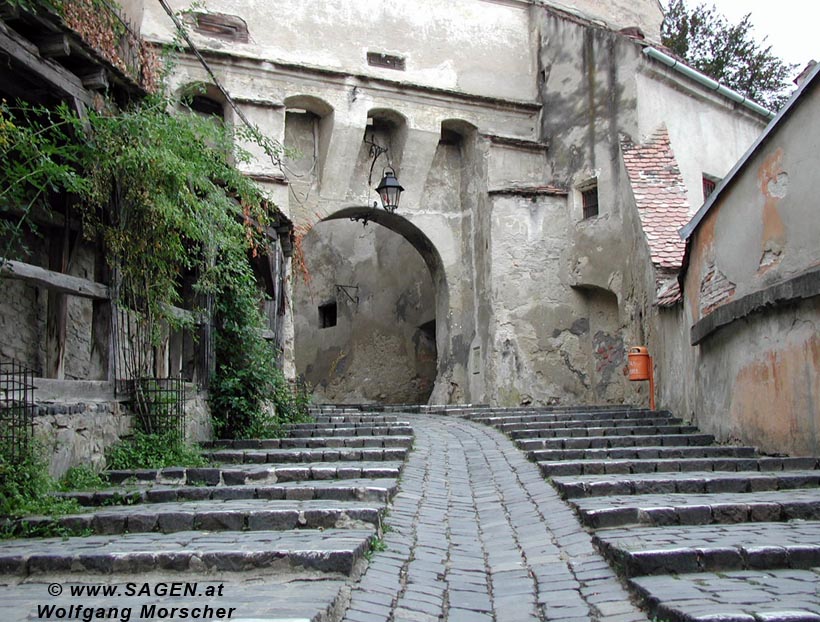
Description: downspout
xmin=643 ymin=47 xmax=777 ymax=120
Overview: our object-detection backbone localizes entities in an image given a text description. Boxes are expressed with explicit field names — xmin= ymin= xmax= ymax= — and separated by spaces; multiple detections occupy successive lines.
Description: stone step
xmin=0 ymin=574 xmax=352 ymax=622
xmin=572 ymin=488 xmax=820 ymax=528
xmin=14 ymin=499 xmax=385 ymax=536
xmin=630 ymin=568 xmax=820 ymax=622
xmin=510 ymin=424 xmax=699 ymax=441
xmin=0 ymin=529 xmax=373 ymax=576
xmin=287 ymin=426 xmax=413 ymax=438
xmin=204 ymin=435 xmax=413 ymax=449
xmin=60 ymin=478 xmax=399 ymax=506
xmin=552 ymin=469 xmax=820 ymax=499
xmin=520 ymin=433 xmax=715 ymax=452
xmin=469 ymin=408 xmax=656 ymax=425
xmin=540 ymin=454 xmax=818 ymax=477
xmin=203 ymin=446 xmax=409 ymax=464
xmin=593 ymin=521 xmax=820 ymax=577
xmin=497 ymin=416 xmax=682 ymax=433
xmin=308 ymin=415 xmax=403 ymax=424
xmin=106 ymin=461 xmax=404 ymax=486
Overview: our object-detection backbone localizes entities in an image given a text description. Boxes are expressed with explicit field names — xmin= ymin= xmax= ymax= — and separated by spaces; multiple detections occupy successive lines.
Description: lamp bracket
xmin=335 ymin=284 xmax=359 ymax=305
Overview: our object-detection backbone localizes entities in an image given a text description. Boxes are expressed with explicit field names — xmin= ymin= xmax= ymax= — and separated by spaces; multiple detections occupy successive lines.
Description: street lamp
xmin=375 ymin=166 xmax=404 ymax=213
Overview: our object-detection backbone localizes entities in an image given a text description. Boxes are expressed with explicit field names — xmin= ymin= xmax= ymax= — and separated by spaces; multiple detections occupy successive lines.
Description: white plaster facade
xmin=138 ymin=0 xmax=770 ymax=406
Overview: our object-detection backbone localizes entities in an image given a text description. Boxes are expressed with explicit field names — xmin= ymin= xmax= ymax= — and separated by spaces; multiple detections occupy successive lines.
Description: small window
xmin=702 ymin=175 xmax=717 ymax=200
xmin=367 ymin=52 xmax=406 ymax=71
xmin=318 ymin=302 xmax=337 ymax=329
xmin=581 ymin=186 xmax=599 ymax=219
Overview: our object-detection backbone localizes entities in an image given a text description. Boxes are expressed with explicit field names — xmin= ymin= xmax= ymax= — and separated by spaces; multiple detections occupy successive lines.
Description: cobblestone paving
xmin=631 ymin=569 xmax=820 ymax=622
xmin=466 ymin=405 xmax=820 ymax=622
xmin=342 ymin=414 xmax=647 ymax=622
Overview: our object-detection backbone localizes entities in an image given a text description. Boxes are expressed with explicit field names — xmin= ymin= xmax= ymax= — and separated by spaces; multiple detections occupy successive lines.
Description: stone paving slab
xmin=288 ymin=418 xmax=405 ymax=428
xmin=572 ymin=488 xmax=820 ymax=527
xmin=522 ymin=433 xmax=714 ymax=451
xmin=340 ymin=414 xmax=649 ymax=622
xmin=553 ymin=470 xmax=820 ymax=498
xmin=459 ymin=405 xmax=648 ymax=419
xmin=0 ymin=529 xmax=374 ymax=576
xmin=497 ymin=416 xmax=682 ymax=432
xmin=593 ymin=521 xmax=820 ymax=576
xmin=15 ymin=499 xmax=384 ymax=536
xmin=287 ymin=426 xmax=414 ymax=438
xmin=106 ymin=461 xmax=404 ymax=486
xmin=204 ymin=447 xmax=408 ymax=464
xmin=205 ymin=433 xmax=413 ymax=448
xmin=60 ymin=477 xmax=400 ymax=506
xmin=537 ymin=452 xmax=777 ymax=476
xmin=0 ymin=573 xmax=350 ymax=622
xmin=630 ymin=568 xmax=820 ymax=622
xmin=510 ymin=424 xmax=699 ymax=440
xmin=285 ymin=417 xmax=410 ymax=434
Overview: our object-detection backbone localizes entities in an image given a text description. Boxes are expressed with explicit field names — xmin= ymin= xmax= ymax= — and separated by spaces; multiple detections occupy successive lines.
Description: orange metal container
xmin=628 ymin=346 xmax=651 ymax=381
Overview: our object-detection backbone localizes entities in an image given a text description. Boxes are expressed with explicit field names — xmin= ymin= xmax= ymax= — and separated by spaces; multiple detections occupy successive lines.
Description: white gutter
xmin=643 ymin=47 xmax=776 ymax=120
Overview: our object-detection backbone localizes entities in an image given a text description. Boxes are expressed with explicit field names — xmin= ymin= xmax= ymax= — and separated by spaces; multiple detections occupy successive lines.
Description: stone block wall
xmin=33 ymin=383 xmax=212 ymax=477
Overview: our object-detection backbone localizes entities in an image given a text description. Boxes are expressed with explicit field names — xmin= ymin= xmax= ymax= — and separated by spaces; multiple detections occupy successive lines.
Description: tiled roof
xmin=621 ymin=125 xmax=691 ymax=305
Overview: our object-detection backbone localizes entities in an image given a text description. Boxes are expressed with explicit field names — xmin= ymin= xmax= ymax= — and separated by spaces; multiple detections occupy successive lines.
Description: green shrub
xmin=0 ymin=442 xmax=81 ymax=519
xmin=105 ymin=430 xmax=207 ymax=470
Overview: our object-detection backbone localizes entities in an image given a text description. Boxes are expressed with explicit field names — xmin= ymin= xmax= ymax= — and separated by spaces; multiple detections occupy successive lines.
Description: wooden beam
xmin=36 ymin=34 xmax=71 ymax=58
xmin=0 ymin=22 xmax=92 ymax=105
xmin=0 ymin=259 xmax=110 ymax=299
xmin=80 ymin=68 xmax=109 ymax=91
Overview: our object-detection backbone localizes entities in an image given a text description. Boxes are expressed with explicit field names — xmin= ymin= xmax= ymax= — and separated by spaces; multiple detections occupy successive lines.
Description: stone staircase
xmin=0 ymin=412 xmax=412 ymax=622
xmin=462 ymin=405 xmax=820 ymax=622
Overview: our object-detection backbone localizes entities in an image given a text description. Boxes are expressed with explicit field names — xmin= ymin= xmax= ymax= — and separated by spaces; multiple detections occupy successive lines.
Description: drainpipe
xmin=643 ymin=47 xmax=777 ymax=120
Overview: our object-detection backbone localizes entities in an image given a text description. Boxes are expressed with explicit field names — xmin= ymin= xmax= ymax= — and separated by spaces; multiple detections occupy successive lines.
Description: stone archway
xmin=293 ymin=207 xmax=450 ymax=405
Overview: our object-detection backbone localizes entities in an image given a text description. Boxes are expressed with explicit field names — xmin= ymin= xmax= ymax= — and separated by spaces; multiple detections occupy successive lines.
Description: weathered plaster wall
xmin=636 ymin=69 xmax=767 ymax=212
xmin=666 ymin=83 xmax=820 ymax=454
xmin=542 ymin=0 xmax=664 ymax=41
xmin=141 ymin=0 xmax=772 ymax=413
xmin=294 ymin=220 xmax=436 ymax=404
xmin=143 ymin=0 xmax=537 ymax=102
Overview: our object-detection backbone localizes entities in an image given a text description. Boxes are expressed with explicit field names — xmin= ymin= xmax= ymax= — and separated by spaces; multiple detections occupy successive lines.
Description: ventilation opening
xmin=319 ymin=302 xmax=337 ymax=329
xmin=367 ymin=52 xmax=406 ymax=71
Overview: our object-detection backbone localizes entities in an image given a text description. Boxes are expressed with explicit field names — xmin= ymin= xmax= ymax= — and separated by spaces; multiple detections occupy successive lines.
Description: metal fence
xmin=123 ymin=376 xmax=186 ymax=438
xmin=0 ymin=360 xmax=35 ymax=465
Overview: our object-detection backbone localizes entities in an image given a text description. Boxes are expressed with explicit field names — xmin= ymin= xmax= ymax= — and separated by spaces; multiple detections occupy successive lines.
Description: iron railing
xmin=121 ymin=376 xmax=186 ymax=438
xmin=0 ymin=359 xmax=35 ymax=465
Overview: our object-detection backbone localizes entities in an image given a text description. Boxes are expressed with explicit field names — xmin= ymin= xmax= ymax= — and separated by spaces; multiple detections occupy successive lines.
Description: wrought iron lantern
xmin=375 ymin=166 xmax=404 ymax=213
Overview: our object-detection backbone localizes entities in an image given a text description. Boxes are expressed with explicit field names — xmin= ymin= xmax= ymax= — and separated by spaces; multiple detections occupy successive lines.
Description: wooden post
xmin=89 ymin=245 xmax=113 ymax=381
xmin=45 ymin=218 xmax=73 ymax=379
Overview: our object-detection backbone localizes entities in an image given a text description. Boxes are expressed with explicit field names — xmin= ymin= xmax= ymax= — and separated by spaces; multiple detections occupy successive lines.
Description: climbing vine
xmin=1 ymin=88 xmax=309 ymax=439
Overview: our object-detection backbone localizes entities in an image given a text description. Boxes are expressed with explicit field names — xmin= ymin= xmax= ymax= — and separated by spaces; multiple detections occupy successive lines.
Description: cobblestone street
xmin=343 ymin=414 xmax=644 ymax=622
xmin=2 ymin=406 xmax=819 ymax=621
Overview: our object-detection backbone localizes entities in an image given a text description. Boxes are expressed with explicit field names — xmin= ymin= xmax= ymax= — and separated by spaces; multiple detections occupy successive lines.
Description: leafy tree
xmin=661 ymin=0 xmax=798 ymax=110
